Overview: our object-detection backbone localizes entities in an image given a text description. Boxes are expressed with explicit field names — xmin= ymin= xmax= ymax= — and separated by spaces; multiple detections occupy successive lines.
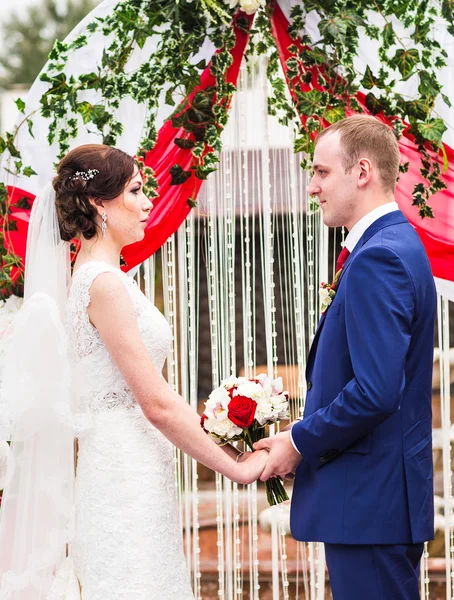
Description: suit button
xmin=307 ymin=381 xmax=312 ymax=391
xmin=320 ymin=456 xmax=327 ymax=463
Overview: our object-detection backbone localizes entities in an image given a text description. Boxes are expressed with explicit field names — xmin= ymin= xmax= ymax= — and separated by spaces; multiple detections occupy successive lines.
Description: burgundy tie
xmin=335 ymin=247 xmax=350 ymax=273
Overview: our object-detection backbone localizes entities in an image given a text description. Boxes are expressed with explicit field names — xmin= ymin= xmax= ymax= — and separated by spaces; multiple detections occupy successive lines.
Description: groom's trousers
xmin=325 ymin=542 xmax=424 ymax=600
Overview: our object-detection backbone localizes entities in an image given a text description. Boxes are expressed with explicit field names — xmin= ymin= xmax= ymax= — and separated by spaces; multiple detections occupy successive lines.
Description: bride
xmin=0 ymin=143 xmax=268 ymax=599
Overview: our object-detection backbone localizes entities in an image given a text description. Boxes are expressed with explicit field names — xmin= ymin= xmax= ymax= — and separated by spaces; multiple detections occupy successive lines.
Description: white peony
xmin=235 ymin=380 xmax=266 ymax=401
xmin=239 ymin=0 xmax=265 ymax=15
xmin=204 ymin=416 xmax=242 ymax=439
xmin=271 ymin=377 xmax=283 ymax=394
xmin=255 ymin=401 xmax=274 ymax=426
xmin=272 ymin=393 xmax=288 ymax=407
xmin=221 ymin=375 xmax=246 ymax=390
xmin=272 ymin=395 xmax=290 ymax=419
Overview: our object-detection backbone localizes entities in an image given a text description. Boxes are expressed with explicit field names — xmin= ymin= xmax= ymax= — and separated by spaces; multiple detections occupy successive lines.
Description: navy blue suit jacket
xmin=290 ymin=211 xmax=436 ymax=545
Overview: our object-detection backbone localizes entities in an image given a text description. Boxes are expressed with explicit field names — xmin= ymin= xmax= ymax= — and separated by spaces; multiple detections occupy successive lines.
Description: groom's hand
xmin=253 ymin=431 xmax=302 ymax=482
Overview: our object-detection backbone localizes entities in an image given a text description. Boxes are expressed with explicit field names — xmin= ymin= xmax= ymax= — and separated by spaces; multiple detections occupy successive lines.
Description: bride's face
xmin=103 ymin=169 xmax=153 ymax=247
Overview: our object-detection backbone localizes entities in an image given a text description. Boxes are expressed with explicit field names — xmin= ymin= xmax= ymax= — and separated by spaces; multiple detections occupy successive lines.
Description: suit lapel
xmin=305 ymin=210 xmax=408 ymax=378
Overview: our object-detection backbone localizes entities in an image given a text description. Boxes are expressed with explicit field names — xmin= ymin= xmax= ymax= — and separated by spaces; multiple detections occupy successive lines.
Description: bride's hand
xmin=230 ymin=449 xmax=269 ymax=485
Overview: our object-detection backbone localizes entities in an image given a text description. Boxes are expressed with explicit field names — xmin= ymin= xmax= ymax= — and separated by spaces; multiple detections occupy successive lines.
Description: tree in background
xmin=0 ymin=0 xmax=98 ymax=87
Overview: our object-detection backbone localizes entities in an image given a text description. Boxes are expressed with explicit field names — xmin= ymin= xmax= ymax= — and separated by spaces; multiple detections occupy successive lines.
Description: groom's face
xmin=308 ymin=132 xmax=359 ymax=230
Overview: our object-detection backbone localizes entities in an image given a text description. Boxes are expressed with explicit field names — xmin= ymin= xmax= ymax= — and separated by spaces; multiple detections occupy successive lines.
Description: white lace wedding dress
xmin=65 ymin=260 xmax=194 ymax=599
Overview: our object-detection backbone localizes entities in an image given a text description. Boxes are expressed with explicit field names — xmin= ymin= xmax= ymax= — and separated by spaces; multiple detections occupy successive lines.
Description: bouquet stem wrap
xmin=243 ymin=425 xmax=288 ymax=506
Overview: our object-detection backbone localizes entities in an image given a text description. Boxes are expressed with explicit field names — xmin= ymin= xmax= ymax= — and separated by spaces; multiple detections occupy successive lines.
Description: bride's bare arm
xmin=87 ymin=273 xmax=267 ymax=484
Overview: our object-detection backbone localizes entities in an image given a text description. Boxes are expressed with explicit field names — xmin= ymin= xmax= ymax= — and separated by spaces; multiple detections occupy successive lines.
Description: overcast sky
xmin=1 ymin=0 xmax=39 ymax=23
xmin=0 ymin=0 xmax=85 ymax=29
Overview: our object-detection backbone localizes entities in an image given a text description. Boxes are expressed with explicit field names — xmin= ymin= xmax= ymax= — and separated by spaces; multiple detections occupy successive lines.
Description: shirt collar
xmin=343 ymin=202 xmax=399 ymax=253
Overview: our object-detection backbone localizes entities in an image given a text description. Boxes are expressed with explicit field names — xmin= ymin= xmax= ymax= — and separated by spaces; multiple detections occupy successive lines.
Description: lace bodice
xmin=66 ymin=261 xmax=171 ymax=415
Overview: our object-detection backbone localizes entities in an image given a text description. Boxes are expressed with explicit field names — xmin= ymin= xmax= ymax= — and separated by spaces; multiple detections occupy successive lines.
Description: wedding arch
xmin=1 ymin=0 xmax=454 ymax=597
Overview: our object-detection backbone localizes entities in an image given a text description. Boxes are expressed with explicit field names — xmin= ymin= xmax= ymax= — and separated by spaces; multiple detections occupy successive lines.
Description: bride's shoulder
xmin=69 ymin=261 xmax=128 ymax=307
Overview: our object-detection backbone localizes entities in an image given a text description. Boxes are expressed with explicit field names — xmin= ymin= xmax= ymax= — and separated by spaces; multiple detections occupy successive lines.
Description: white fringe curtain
xmin=135 ymin=55 xmax=453 ymax=599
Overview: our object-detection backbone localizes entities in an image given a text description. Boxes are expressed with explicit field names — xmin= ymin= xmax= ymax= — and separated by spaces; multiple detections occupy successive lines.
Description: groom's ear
xmin=357 ymin=157 xmax=372 ymax=188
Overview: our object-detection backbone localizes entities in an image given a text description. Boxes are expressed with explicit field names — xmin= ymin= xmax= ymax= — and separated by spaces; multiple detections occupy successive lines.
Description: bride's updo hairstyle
xmin=53 ymin=144 xmax=136 ymax=241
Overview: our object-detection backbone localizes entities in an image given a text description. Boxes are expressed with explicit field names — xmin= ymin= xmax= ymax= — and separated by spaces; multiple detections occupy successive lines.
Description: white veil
xmin=0 ymin=184 xmax=76 ymax=598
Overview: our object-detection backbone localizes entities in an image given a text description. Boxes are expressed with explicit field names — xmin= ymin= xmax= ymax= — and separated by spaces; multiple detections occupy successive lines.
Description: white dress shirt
xmin=290 ymin=202 xmax=400 ymax=453
xmin=343 ymin=201 xmax=399 ymax=253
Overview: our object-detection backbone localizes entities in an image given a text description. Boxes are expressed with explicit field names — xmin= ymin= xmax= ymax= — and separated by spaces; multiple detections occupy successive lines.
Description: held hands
xmin=229 ymin=422 xmax=303 ymax=485
xmin=253 ymin=430 xmax=302 ymax=482
xmin=231 ymin=449 xmax=269 ymax=485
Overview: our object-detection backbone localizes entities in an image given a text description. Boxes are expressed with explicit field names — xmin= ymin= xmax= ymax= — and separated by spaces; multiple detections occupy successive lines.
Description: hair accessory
xmin=101 ymin=212 xmax=107 ymax=237
xmin=70 ymin=169 xmax=99 ymax=181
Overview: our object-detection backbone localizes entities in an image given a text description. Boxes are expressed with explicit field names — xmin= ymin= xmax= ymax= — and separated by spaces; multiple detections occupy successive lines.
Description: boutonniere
xmin=319 ymin=282 xmax=336 ymax=314
xmin=319 ymin=268 xmax=343 ymax=314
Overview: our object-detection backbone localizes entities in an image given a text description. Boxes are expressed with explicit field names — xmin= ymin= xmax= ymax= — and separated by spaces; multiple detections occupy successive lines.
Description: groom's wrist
xmin=290 ymin=423 xmax=302 ymax=455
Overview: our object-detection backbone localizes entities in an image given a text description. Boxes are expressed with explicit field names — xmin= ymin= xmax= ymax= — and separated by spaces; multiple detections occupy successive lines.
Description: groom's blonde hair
xmin=316 ymin=115 xmax=401 ymax=193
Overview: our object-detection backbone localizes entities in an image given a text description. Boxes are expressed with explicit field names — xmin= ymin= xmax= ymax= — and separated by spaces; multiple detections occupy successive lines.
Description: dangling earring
xmin=101 ymin=212 xmax=107 ymax=238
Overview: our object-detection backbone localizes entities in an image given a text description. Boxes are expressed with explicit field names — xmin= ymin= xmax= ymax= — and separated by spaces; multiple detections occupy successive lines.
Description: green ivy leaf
xmin=135 ymin=29 xmax=148 ymax=49
xmin=418 ymin=204 xmax=434 ymax=219
xmin=193 ymin=164 xmax=217 ymax=180
xmin=382 ymin=23 xmax=395 ymax=48
xmin=442 ymin=93 xmax=452 ymax=108
xmin=303 ymin=48 xmax=327 ymax=65
xmin=318 ymin=16 xmax=348 ymax=41
xmin=417 ymin=119 xmax=447 ymax=146
xmin=418 ymin=70 xmax=441 ymax=97
xmin=22 ymin=166 xmax=37 ymax=178
xmin=305 ymin=0 xmax=335 ymax=13
xmin=14 ymin=98 xmax=25 ymax=113
xmin=294 ymin=136 xmax=314 ymax=155
xmin=15 ymin=197 xmax=31 ymax=210
xmin=27 ymin=119 xmax=34 ymax=139
xmin=361 ymin=65 xmax=377 ymax=90
xmin=174 ymin=138 xmax=195 ymax=149
xmin=323 ymin=105 xmax=346 ymax=123
xmin=402 ymin=99 xmax=428 ymax=121
xmin=441 ymin=0 xmax=454 ymax=23
xmin=297 ymin=90 xmax=324 ymax=116
xmin=79 ymin=73 xmax=101 ymax=90
xmin=390 ymin=48 xmax=419 ymax=80
xmin=365 ymin=92 xmax=384 ymax=115
xmin=169 ymin=164 xmax=192 ymax=185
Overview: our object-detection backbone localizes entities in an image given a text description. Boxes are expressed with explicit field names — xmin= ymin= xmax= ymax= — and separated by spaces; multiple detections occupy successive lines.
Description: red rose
xmin=200 ymin=414 xmax=208 ymax=431
xmin=228 ymin=395 xmax=257 ymax=428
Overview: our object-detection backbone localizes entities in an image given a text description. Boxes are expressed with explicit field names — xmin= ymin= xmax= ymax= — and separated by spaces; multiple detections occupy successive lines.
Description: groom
xmin=255 ymin=115 xmax=436 ymax=599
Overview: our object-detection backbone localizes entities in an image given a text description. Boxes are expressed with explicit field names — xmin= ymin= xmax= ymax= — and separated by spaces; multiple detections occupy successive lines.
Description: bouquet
xmin=201 ymin=374 xmax=290 ymax=505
